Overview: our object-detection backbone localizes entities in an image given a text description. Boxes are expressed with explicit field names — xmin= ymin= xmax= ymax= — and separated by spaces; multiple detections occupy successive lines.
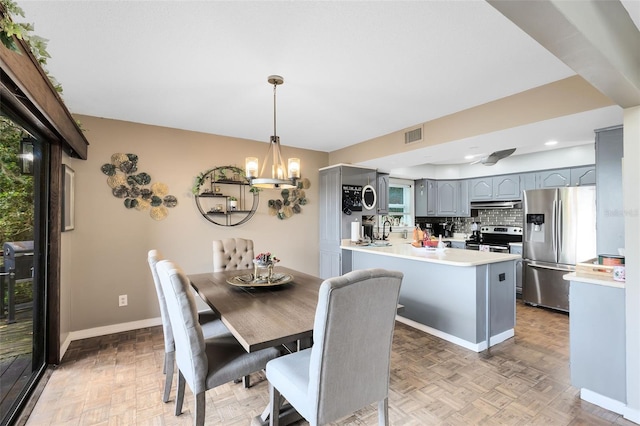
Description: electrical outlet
xmin=118 ymin=294 xmax=128 ymax=307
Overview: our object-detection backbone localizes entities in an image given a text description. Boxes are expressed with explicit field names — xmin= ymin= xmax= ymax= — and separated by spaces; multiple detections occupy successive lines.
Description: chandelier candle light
xmin=246 ymin=75 xmax=300 ymax=189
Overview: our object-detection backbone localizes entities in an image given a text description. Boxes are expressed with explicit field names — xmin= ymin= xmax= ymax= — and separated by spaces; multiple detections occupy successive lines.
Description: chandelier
xmin=245 ymin=75 xmax=300 ymax=189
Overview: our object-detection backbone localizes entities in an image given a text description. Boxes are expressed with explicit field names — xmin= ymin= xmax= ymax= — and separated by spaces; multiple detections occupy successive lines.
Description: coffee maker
xmin=469 ymin=221 xmax=481 ymax=242
xmin=435 ymin=221 xmax=455 ymax=238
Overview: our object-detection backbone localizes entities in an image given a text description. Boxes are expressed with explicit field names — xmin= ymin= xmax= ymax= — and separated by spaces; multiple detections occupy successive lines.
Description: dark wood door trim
xmin=48 ymin=144 xmax=62 ymax=364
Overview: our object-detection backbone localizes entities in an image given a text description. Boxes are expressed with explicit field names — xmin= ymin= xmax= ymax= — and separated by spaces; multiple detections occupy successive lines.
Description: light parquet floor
xmin=24 ymin=301 xmax=635 ymax=425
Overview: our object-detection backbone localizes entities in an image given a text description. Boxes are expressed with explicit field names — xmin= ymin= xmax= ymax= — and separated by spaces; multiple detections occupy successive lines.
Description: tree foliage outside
xmin=0 ymin=115 xmax=34 ymax=246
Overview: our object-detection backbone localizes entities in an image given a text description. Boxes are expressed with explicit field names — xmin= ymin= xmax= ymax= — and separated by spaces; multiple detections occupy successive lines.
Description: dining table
xmin=189 ymin=265 xmax=323 ymax=353
xmin=188 ymin=265 xmax=324 ymax=425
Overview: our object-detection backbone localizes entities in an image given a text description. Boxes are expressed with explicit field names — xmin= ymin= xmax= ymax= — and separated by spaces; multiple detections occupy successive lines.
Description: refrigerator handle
xmin=552 ymin=199 xmax=558 ymax=259
xmin=557 ymin=199 xmax=563 ymax=254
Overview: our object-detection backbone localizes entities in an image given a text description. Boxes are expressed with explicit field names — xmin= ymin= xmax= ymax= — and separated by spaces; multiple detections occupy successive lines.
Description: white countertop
xmin=341 ymin=241 xmax=520 ymax=267
xmin=563 ymin=272 xmax=625 ymax=289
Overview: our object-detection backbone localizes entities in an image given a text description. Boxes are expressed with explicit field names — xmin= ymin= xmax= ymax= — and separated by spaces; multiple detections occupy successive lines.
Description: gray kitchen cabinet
xmin=493 ymin=174 xmax=520 ymax=200
xmin=570 ymin=166 xmax=596 ymax=186
xmin=520 ymin=172 xmax=536 ymax=197
xmin=449 ymin=240 xmax=466 ymax=249
xmin=436 ymin=180 xmax=458 ymax=216
xmin=415 ymin=179 xmax=437 ymax=217
xmin=319 ymin=165 xmax=377 ymax=279
xmin=595 ymin=126 xmax=624 ymax=255
xmin=458 ymin=180 xmax=470 ymax=217
xmin=536 ymin=169 xmax=571 ymax=188
xmin=376 ymin=173 xmax=389 ymax=215
xmin=319 ymin=167 xmax=342 ymax=278
xmin=469 ymin=177 xmax=493 ymax=201
xmin=570 ymin=280 xmax=626 ymax=403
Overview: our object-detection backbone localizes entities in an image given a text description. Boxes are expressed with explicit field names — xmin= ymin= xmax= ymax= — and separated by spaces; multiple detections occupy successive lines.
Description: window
xmin=383 ymin=178 xmax=413 ymax=227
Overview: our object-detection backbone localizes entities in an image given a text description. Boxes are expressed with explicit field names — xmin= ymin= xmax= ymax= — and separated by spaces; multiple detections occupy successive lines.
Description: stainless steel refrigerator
xmin=522 ymin=187 xmax=596 ymax=312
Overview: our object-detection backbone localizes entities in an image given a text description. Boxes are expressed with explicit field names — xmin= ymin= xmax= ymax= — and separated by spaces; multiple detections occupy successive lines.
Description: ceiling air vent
xmin=404 ymin=126 xmax=422 ymax=144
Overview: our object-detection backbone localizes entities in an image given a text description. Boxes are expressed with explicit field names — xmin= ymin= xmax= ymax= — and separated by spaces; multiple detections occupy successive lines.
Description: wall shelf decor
xmin=193 ymin=165 xmax=259 ymax=226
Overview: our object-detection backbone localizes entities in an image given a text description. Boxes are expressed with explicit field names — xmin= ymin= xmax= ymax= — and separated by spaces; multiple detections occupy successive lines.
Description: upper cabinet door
xmin=470 ymin=177 xmax=493 ymax=200
xmin=493 ymin=174 xmax=521 ymax=200
xmin=570 ymin=166 xmax=596 ymax=186
xmin=458 ymin=180 xmax=470 ymax=217
xmin=436 ymin=181 xmax=458 ymax=216
xmin=414 ymin=179 xmax=437 ymax=217
xmin=376 ymin=173 xmax=389 ymax=214
xmin=536 ymin=169 xmax=570 ymax=188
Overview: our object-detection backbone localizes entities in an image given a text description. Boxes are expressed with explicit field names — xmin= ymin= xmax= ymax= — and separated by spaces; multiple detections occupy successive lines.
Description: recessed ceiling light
xmin=464 ymin=155 xmax=475 ymax=160
xmin=545 ymin=140 xmax=558 ymax=146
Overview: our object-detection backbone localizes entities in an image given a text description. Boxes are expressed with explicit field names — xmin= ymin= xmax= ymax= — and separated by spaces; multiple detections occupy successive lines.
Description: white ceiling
xmin=17 ymin=1 xmax=632 ymax=170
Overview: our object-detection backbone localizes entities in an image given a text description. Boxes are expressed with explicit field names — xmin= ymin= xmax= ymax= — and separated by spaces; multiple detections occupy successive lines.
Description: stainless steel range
xmin=465 ymin=226 xmax=523 ymax=253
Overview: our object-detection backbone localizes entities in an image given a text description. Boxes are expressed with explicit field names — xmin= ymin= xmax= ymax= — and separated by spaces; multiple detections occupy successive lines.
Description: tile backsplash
xmin=454 ymin=209 xmax=524 ymax=233
xmin=417 ymin=209 xmax=523 ymax=235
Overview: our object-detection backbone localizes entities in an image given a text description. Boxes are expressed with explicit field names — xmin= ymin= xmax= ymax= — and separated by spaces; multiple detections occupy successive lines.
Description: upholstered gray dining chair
xmin=148 ymin=249 xmax=231 ymax=403
xmin=211 ymin=238 xmax=256 ymax=388
xmin=266 ymin=268 xmax=403 ymax=426
xmin=212 ymin=238 xmax=254 ymax=272
xmin=156 ymin=259 xmax=280 ymax=426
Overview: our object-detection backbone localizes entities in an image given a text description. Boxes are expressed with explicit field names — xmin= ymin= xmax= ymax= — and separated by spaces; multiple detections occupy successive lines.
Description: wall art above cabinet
xmin=193 ymin=165 xmax=259 ymax=226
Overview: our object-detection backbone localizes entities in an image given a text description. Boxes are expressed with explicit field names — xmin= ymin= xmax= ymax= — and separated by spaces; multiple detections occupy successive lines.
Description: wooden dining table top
xmin=188 ymin=266 xmax=323 ymax=353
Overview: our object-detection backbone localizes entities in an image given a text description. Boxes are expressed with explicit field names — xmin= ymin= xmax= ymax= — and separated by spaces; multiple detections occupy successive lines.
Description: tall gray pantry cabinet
xmin=319 ymin=165 xmax=377 ymax=279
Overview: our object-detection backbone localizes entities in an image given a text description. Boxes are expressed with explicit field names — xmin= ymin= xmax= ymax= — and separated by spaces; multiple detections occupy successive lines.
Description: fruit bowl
xmin=424 ymin=240 xmax=439 ymax=248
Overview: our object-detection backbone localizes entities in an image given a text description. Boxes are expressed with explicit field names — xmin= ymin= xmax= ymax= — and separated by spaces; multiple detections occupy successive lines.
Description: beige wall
xmin=328 ymin=76 xmax=614 ymax=166
xmin=63 ymin=115 xmax=327 ymax=332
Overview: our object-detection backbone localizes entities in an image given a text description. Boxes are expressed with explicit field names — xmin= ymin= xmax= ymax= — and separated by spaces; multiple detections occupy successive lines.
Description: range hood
xmin=470 ymin=200 xmax=522 ymax=209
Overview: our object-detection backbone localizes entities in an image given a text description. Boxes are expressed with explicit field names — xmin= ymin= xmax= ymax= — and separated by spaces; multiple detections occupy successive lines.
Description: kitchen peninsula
xmin=341 ymin=242 xmax=520 ymax=352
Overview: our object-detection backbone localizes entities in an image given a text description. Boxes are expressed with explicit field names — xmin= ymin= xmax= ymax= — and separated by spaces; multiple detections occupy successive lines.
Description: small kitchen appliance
xmin=469 ymin=222 xmax=481 ymax=242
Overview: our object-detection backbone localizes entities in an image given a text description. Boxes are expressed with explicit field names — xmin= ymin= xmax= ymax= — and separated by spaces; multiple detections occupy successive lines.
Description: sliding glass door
xmin=0 ymin=115 xmax=48 ymax=425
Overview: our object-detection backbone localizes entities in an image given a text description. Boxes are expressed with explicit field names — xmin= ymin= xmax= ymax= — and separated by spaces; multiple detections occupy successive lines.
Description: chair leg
xmin=378 ymin=397 xmax=389 ymax=426
xmin=269 ymin=383 xmax=281 ymax=426
xmin=163 ymin=351 xmax=175 ymax=403
xmin=195 ymin=391 xmax=205 ymax=426
xmin=243 ymin=374 xmax=251 ymax=388
xmin=176 ymin=371 xmax=186 ymax=416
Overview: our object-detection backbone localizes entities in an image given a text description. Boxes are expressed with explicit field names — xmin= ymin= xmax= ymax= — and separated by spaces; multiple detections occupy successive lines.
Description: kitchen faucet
xmin=382 ymin=220 xmax=392 ymax=240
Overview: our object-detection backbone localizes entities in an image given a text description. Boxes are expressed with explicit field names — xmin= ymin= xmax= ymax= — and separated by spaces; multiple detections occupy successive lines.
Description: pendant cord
xmin=273 ymin=83 xmax=277 ymax=144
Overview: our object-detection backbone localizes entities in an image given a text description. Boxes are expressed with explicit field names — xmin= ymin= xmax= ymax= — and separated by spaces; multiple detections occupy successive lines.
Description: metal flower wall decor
xmin=101 ymin=153 xmax=177 ymax=220
xmin=267 ymin=178 xmax=311 ymax=220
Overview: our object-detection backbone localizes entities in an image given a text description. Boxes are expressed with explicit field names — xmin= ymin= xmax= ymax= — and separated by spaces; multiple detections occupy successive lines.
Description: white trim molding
xmin=60 ymin=317 xmax=162 ymax=360
xmin=396 ymin=315 xmax=514 ymax=352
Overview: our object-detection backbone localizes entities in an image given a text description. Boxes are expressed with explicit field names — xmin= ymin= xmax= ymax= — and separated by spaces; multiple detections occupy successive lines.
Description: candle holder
xmin=252 ymin=252 xmax=280 ymax=283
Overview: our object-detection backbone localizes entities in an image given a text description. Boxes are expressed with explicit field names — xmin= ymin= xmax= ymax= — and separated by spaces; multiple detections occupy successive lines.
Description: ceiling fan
xmin=470 ymin=148 xmax=516 ymax=166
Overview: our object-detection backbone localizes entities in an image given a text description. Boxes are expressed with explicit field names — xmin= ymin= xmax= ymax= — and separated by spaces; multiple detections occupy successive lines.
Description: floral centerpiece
xmin=253 ymin=252 xmax=280 ymax=282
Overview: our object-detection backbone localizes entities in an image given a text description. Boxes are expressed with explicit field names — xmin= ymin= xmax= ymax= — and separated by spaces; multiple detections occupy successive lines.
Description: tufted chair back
xmin=212 ymin=238 xmax=255 ymax=272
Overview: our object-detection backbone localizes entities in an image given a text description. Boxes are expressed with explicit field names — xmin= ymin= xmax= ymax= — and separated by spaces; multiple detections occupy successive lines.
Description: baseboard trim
xmin=624 ymin=406 xmax=640 ymax=424
xmin=580 ymin=388 xmax=627 ymax=418
xmin=396 ymin=315 xmax=514 ymax=352
xmin=60 ymin=317 xmax=162 ymax=360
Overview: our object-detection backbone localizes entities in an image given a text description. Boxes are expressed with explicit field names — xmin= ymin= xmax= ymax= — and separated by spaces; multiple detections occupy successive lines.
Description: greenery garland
xmin=0 ymin=0 xmax=62 ymax=92
xmin=192 ymin=165 xmax=260 ymax=195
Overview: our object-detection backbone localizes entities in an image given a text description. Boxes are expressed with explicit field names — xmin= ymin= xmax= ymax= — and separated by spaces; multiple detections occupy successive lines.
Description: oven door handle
xmin=490 ymin=245 xmax=509 ymax=251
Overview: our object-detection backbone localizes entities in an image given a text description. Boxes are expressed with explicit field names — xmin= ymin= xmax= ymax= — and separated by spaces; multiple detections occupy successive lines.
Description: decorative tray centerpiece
xmin=226 ymin=252 xmax=293 ymax=287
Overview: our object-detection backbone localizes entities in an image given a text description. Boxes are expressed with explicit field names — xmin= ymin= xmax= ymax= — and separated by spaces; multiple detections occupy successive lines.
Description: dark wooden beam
xmin=0 ymin=30 xmax=89 ymax=159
